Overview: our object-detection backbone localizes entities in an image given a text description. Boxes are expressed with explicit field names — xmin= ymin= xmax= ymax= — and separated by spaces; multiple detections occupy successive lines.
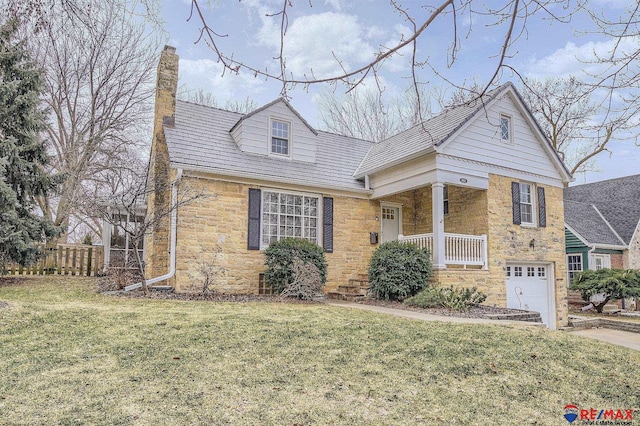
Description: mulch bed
xmin=356 ymin=298 xmax=531 ymax=319
xmin=96 ymin=277 xmax=527 ymax=316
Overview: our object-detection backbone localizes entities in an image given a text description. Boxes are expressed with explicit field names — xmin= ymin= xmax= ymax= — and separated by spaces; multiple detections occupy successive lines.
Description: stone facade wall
xmin=628 ymin=230 xmax=640 ymax=269
xmin=445 ymin=185 xmax=488 ymax=236
xmin=373 ymin=177 xmax=567 ymax=328
xmin=383 ymin=187 xmax=432 ymax=236
xmin=485 ymin=174 xmax=568 ymax=327
xmin=171 ymin=177 xmax=379 ymax=293
xmin=145 ymin=46 xmax=179 ymax=280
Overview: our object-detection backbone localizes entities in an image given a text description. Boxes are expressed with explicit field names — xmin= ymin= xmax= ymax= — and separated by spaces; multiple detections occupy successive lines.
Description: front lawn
xmin=1 ymin=276 xmax=638 ymax=425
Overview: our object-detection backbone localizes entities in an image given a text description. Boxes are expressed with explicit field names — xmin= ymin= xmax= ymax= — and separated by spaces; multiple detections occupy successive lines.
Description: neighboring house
xmin=564 ymin=175 xmax=640 ymax=282
xmin=144 ymin=46 xmax=573 ymax=328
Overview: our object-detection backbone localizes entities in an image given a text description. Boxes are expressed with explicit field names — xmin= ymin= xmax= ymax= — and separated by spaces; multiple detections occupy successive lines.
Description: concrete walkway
xmin=325 ymin=300 xmax=544 ymax=327
xmin=569 ymin=328 xmax=640 ymax=351
xmin=326 ymin=300 xmax=640 ymax=351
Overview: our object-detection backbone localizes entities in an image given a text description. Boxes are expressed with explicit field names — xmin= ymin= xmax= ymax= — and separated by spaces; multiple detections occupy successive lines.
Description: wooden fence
xmin=2 ymin=244 xmax=104 ymax=277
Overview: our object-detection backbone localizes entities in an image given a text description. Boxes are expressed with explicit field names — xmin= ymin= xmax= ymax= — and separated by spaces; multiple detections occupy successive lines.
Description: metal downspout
xmin=124 ymin=169 xmax=182 ymax=291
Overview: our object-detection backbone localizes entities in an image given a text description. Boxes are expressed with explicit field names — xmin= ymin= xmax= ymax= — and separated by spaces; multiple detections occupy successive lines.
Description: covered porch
xmin=369 ymin=155 xmax=490 ymax=271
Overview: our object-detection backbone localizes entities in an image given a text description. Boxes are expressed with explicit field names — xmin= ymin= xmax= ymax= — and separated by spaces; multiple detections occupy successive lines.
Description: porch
xmin=398 ymin=232 xmax=487 ymax=269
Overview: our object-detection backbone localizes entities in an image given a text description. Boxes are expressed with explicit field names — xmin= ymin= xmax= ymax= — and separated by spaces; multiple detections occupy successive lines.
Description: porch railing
xmin=398 ymin=232 xmax=487 ymax=269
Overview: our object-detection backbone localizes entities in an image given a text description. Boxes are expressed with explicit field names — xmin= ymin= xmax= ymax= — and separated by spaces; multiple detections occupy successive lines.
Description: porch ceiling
xmin=368 ymin=157 xmax=488 ymax=199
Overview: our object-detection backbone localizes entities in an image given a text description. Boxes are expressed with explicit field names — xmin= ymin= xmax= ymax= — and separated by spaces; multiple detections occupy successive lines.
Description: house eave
xmin=172 ymin=162 xmax=373 ymax=197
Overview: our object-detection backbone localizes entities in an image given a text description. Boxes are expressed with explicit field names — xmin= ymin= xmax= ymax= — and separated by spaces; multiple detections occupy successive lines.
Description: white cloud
xmin=259 ymin=12 xmax=377 ymax=79
xmin=178 ymin=58 xmax=265 ymax=102
xmin=523 ymin=36 xmax=639 ymax=80
xmin=380 ymin=24 xmax=414 ymax=73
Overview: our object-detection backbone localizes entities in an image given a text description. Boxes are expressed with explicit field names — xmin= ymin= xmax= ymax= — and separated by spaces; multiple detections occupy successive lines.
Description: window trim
xmin=591 ymin=253 xmax=611 ymax=270
xmin=519 ymin=182 xmax=536 ymax=227
xmin=567 ymin=254 xmax=583 ymax=285
xmin=259 ymin=188 xmax=322 ymax=250
xmin=500 ymin=113 xmax=512 ymax=143
xmin=269 ymin=118 xmax=292 ymax=158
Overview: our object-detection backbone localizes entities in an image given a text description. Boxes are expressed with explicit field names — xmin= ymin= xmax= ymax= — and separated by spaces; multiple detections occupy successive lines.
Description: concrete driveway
xmin=570 ymin=328 xmax=640 ymax=351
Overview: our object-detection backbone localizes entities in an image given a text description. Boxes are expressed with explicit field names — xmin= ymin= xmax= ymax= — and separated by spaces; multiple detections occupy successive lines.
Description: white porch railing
xmin=398 ymin=232 xmax=487 ymax=269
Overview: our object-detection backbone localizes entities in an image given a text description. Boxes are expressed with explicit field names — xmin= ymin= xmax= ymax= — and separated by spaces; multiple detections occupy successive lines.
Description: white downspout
xmin=125 ymin=168 xmax=182 ymax=291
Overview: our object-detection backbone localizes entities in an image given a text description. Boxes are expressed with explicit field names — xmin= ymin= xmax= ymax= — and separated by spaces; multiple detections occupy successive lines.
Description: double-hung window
xmin=519 ymin=182 xmax=534 ymax=225
xmin=271 ymin=119 xmax=290 ymax=155
xmin=567 ymin=254 xmax=583 ymax=284
xmin=261 ymin=190 xmax=319 ymax=247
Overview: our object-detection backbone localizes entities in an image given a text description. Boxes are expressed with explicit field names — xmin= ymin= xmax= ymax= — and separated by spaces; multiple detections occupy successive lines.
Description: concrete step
xmin=150 ymin=285 xmax=174 ymax=292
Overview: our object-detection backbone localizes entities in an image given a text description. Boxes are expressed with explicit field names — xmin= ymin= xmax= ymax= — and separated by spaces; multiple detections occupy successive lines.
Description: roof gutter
xmin=125 ymin=168 xmax=183 ymax=291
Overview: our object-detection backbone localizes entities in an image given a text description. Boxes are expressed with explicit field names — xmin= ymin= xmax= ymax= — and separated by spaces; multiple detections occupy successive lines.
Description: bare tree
xmin=177 ymin=86 xmax=258 ymax=113
xmin=96 ymin=165 xmax=204 ymax=294
xmin=318 ymin=85 xmax=434 ymax=142
xmin=521 ymin=76 xmax=638 ymax=176
xmin=187 ymin=0 xmax=583 ymax=113
xmin=3 ymin=0 xmax=162 ymax=242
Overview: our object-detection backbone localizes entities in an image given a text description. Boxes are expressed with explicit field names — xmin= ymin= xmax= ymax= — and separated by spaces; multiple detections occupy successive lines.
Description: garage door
xmin=506 ymin=263 xmax=554 ymax=328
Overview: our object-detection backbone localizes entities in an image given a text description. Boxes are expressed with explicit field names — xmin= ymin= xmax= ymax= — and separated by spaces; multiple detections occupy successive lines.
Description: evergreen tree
xmin=0 ymin=19 xmax=59 ymax=267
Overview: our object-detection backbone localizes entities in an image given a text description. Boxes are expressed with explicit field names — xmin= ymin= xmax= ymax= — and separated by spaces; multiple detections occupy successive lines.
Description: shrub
xmin=280 ymin=257 xmax=323 ymax=300
xmin=264 ymin=238 xmax=327 ymax=294
xmin=367 ymin=241 xmax=432 ymax=301
xmin=570 ymin=268 xmax=640 ymax=313
xmin=404 ymin=286 xmax=442 ymax=308
xmin=406 ymin=286 xmax=487 ymax=312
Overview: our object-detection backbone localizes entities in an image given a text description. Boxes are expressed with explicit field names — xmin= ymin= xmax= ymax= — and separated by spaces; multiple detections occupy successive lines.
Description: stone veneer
xmin=382 ymin=175 xmax=568 ymax=328
xmin=171 ymin=177 xmax=379 ymax=293
xmin=144 ymin=46 xmax=178 ymax=279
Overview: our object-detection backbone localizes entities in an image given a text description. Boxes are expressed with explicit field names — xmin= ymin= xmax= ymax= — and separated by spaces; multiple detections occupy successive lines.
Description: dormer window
xmin=500 ymin=114 xmax=511 ymax=143
xmin=271 ymin=119 xmax=290 ymax=156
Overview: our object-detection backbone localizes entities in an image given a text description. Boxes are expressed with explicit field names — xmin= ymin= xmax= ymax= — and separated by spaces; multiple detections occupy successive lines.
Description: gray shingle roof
xmin=354 ymin=84 xmax=508 ymax=178
xmin=564 ymin=200 xmax=625 ymax=246
xmin=564 ymin=174 xmax=640 ymax=245
xmin=164 ymin=101 xmax=374 ymax=192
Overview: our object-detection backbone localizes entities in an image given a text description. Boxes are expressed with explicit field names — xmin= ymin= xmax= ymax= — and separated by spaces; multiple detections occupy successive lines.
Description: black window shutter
xmin=511 ymin=182 xmax=521 ymax=225
xmin=247 ymin=188 xmax=261 ymax=250
xmin=537 ymin=186 xmax=546 ymax=227
xmin=323 ymin=197 xmax=334 ymax=253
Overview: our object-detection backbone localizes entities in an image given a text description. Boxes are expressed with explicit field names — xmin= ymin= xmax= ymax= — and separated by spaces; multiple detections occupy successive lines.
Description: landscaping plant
xmin=264 ymin=238 xmax=327 ymax=294
xmin=367 ymin=241 xmax=432 ymax=300
xmin=406 ymin=285 xmax=487 ymax=311
xmin=280 ymin=256 xmax=323 ymax=300
xmin=570 ymin=268 xmax=640 ymax=313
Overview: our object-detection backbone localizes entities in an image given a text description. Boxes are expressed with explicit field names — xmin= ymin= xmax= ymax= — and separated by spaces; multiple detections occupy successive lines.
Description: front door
xmin=381 ymin=206 xmax=400 ymax=243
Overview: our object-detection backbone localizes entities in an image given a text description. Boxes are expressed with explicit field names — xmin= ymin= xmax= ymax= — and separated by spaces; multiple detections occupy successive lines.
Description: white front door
xmin=381 ymin=206 xmax=400 ymax=243
xmin=506 ymin=263 xmax=555 ymax=329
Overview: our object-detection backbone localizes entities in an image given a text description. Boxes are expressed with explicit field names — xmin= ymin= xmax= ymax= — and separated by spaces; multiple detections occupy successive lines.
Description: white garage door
xmin=506 ymin=263 xmax=555 ymax=329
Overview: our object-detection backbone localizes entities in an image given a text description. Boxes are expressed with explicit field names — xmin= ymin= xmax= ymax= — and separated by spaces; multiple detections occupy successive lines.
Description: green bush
xmin=367 ymin=241 xmax=432 ymax=301
xmin=264 ymin=238 xmax=327 ymax=294
xmin=570 ymin=268 xmax=640 ymax=313
xmin=403 ymin=286 xmax=442 ymax=308
xmin=406 ymin=286 xmax=487 ymax=312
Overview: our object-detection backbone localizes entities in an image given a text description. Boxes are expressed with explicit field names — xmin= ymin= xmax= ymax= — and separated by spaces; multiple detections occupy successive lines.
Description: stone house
xmin=144 ymin=46 xmax=573 ymax=329
xmin=564 ymin=175 xmax=640 ymax=282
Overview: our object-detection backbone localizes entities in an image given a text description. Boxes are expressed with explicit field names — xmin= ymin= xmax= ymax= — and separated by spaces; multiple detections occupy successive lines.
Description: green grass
xmin=1 ymin=276 xmax=639 ymax=425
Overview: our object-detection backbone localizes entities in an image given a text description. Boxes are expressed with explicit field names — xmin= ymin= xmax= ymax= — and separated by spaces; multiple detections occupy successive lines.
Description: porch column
xmin=432 ymin=182 xmax=446 ymax=269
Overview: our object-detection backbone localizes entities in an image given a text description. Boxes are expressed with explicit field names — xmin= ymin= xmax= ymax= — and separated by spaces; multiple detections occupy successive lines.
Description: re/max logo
xmin=580 ymin=409 xmax=634 ymax=421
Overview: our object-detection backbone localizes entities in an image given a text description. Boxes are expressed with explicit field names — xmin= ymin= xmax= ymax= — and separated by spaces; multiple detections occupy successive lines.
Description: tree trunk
xmin=593 ymin=296 xmax=610 ymax=313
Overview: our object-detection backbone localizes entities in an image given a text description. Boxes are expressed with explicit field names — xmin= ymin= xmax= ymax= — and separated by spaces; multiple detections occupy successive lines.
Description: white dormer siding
xmin=230 ymin=99 xmax=317 ymax=163
xmin=441 ymin=92 xmax=563 ymax=183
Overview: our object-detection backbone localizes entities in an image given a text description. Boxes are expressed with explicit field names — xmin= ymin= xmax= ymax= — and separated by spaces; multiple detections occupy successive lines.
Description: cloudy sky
xmin=160 ymin=0 xmax=638 ymax=185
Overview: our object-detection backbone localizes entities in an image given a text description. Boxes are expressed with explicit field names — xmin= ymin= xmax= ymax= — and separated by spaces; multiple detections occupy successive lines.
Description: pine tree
xmin=0 ymin=19 xmax=59 ymax=267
